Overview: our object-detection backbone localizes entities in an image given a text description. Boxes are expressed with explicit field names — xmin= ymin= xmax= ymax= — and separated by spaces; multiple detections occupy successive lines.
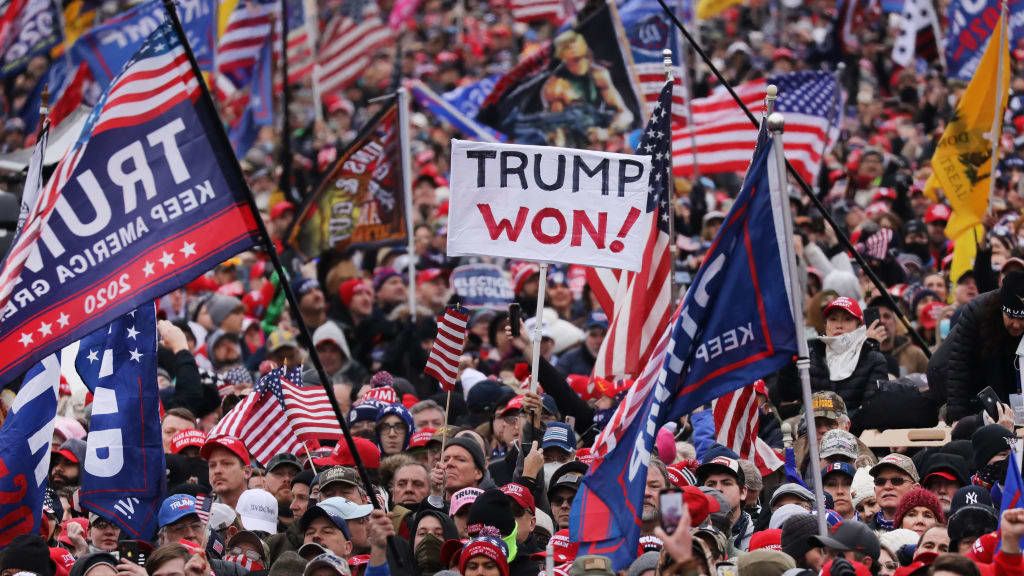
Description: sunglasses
xmin=873 ymin=476 xmax=908 ymax=487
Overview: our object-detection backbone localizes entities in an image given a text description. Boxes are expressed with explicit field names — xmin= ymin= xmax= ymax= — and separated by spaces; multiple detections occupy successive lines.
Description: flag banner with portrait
xmin=477 ymin=2 xmax=643 ymax=149
xmin=288 ymin=99 xmax=408 ymax=260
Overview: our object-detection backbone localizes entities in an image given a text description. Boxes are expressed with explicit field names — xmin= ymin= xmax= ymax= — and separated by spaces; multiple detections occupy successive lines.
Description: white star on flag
xmin=129 ymin=348 xmax=143 ymax=362
xmin=38 ymin=322 xmax=52 ymax=337
xmin=126 ymin=326 xmax=139 ymax=340
xmin=57 ymin=312 xmax=70 ymax=328
xmin=87 ymin=349 xmax=99 ymax=363
xmin=180 ymin=241 xmax=196 ymax=258
xmin=159 ymin=252 xmax=175 ymax=268
xmin=143 ymin=261 xmax=155 ymax=277
xmin=19 ymin=332 xmax=33 ymax=346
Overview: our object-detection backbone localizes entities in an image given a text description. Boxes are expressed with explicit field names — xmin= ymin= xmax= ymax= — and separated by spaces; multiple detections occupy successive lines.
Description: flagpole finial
xmin=765 ymin=85 xmax=778 ymax=115
xmin=768 ymin=112 xmax=785 ymax=133
xmin=662 ymin=49 xmax=674 ymax=81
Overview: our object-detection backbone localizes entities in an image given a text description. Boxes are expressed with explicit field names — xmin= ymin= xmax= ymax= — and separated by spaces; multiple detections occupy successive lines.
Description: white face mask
xmin=543 ymin=462 xmax=563 ymax=490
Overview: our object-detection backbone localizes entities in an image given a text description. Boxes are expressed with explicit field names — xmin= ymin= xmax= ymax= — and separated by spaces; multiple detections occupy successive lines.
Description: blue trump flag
xmin=409 ymin=79 xmax=505 ymax=142
xmin=69 ymin=0 xmax=217 ymax=88
xmin=0 ymin=19 xmax=261 ymax=386
xmin=570 ymin=123 xmax=799 ymax=569
xmin=1000 ymin=450 xmax=1024 ymax=549
xmin=947 ymin=0 xmax=1024 ymax=80
xmin=77 ymin=305 xmax=164 ymax=539
xmin=0 ymin=354 xmax=60 ymax=546
xmin=229 ymin=35 xmax=274 ymax=157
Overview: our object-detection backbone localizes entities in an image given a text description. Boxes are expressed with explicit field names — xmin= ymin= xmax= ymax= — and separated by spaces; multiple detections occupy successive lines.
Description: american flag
xmin=317 ymin=3 xmax=392 ymax=96
xmin=208 ymin=366 xmax=341 ymax=465
xmin=216 ymin=0 xmax=274 ymax=86
xmin=671 ymin=71 xmax=840 ymax=185
xmin=274 ymin=0 xmax=315 ymax=87
xmin=0 ymin=22 xmax=199 ymax=312
xmin=587 ymin=81 xmax=674 ymax=379
xmin=712 ymin=381 xmax=784 ymax=476
xmin=424 ymin=306 xmax=469 ymax=392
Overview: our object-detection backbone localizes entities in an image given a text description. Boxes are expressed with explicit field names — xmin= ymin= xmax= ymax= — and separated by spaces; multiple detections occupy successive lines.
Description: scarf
xmin=820 ymin=326 xmax=869 ymax=381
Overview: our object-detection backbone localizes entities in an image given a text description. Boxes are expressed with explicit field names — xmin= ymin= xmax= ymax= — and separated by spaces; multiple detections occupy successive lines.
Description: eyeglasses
xmin=873 ymin=476 xmax=908 ymax=487
xmin=881 ymin=562 xmax=899 ymax=571
xmin=379 ymin=423 xmax=406 ymax=434
xmin=91 ymin=519 xmax=117 ymax=531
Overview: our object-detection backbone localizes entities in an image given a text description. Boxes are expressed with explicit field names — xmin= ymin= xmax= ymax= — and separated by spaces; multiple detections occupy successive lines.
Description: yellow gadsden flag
xmin=697 ymin=0 xmax=744 ymax=19
xmin=925 ymin=13 xmax=1010 ymax=284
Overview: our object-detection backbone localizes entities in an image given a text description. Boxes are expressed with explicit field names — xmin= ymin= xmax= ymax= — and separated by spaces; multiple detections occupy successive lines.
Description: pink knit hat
xmin=656 ymin=427 xmax=676 ymax=465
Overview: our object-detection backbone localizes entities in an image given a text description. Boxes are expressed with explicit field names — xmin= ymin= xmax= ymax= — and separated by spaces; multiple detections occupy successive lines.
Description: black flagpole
xmin=278 ymin=0 xmax=295 ymax=204
xmin=160 ymin=1 xmax=403 ymax=564
xmin=654 ymin=0 xmax=932 ymax=357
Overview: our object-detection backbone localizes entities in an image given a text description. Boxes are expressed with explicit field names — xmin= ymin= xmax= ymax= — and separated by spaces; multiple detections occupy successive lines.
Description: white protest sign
xmin=447 ymin=140 xmax=654 ymax=271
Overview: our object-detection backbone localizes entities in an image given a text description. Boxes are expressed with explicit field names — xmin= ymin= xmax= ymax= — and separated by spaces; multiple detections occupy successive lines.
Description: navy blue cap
xmin=542 ymin=422 xmax=576 ymax=453
xmin=822 ymin=462 xmax=856 ymax=479
xmin=299 ymin=502 xmax=352 ymax=540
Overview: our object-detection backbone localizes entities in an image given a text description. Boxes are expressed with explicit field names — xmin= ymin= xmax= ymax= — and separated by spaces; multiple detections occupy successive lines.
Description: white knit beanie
xmin=851 ymin=466 xmax=875 ymax=509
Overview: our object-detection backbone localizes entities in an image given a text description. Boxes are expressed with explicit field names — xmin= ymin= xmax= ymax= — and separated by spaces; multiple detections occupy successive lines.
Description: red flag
xmin=424 ymin=307 xmax=469 ymax=392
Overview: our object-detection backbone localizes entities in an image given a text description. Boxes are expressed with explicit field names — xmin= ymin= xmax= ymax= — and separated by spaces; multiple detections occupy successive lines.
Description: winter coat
xmin=937 ymin=290 xmax=1023 ymax=423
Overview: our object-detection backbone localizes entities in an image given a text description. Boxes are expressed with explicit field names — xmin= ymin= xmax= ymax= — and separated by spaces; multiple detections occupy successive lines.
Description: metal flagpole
xmin=766 ymin=94 xmax=828 ymax=536
xmin=663 ymin=49 xmax=678 ymax=301
xmin=530 ymin=263 xmax=549 ymax=393
xmin=988 ymin=1 xmax=1008 ymax=213
xmin=397 ymin=87 xmax=418 ymax=321
xmin=653 ymin=0 xmax=933 ymax=357
xmin=278 ymin=0 xmax=294 ymax=203
xmin=161 ymin=0 xmax=402 ymax=564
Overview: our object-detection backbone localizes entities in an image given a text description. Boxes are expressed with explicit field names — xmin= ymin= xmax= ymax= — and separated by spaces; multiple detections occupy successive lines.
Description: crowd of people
xmin=5 ymin=0 xmax=1024 ymax=574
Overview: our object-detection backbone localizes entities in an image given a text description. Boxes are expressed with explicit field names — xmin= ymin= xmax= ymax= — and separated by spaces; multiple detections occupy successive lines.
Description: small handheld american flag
xmin=424 ymin=306 xmax=470 ymax=392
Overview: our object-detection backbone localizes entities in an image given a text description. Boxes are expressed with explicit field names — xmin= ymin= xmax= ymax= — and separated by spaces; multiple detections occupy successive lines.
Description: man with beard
xmin=867 ymin=453 xmax=919 ymax=531
xmin=293 ymin=276 xmax=328 ymax=331
xmin=265 ymin=453 xmax=302 ymax=528
xmin=697 ymin=455 xmax=752 ymax=550
xmin=50 ymin=438 xmax=85 ymax=496
xmin=643 ymin=458 xmax=670 ymax=532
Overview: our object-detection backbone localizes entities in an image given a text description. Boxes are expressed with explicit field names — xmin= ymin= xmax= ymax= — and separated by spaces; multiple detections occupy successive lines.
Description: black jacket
xmin=806 ymin=338 xmax=888 ymax=414
xmin=936 ymin=290 xmax=1022 ymax=423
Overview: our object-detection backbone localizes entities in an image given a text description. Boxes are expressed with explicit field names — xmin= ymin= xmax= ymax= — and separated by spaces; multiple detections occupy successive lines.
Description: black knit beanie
xmin=0 ymin=534 xmax=56 ymax=576
xmin=467 ymin=489 xmax=516 ymax=537
xmin=972 ymin=424 xmax=1014 ymax=470
xmin=781 ymin=514 xmax=819 ymax=566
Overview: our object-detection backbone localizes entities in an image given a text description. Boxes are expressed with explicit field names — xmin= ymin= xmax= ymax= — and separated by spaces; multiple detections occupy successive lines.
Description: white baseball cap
xmin=318 ymin=496 xmax=372 ymax=520
xmin=236 ymin=489 xmax=278 ymax=533
xmin=209 ymin=503 xmax=237 ymax=531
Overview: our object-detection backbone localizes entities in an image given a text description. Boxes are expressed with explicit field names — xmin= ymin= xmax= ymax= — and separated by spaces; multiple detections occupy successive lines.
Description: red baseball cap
xmin=666 ymin=464 xmax=695 ymax=488
xmin=749 ymin=528 xmax=783 ymax=551
xmin=170 ymin=429 xmax=208 ymax=454
xmin=313 ymin=437 xmax=381 ymax=469
xmin=872 ymin=187 xmax=897 ymax=202
xmin=200 ymin=436 xmax=251 ymax=466
xmin=500 ymin=482 xmax=535 ymax=513
xmin=925 ymin=203 xmax=952 ymax=224
xmin=270 ymin=201 xmax=295 ymax=221
xmin=408 ymin=428 xmax=436 ymax=449
xmin=416 ymin=268 xmax=444 ymax=286
xmin=918 ymin=301 xmax=944 ymax=330
xmin=535 ymin=529 xmax=577 ymax=564
xmin=50 ymin=547 xmax=75 ymax=575
xmin=575 ymin=447 xmax=596 ymax=467
xmin=498 ymin=395 xmax=524 ymax=417
xmin=681 ymin=485 xmax=719 ymax=526
xmin=823 ymin=296 xmax=864 ymax=323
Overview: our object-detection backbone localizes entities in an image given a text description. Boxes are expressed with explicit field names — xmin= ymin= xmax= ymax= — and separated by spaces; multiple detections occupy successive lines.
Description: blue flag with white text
xmin=570 ymin=124 xmax=799 ymax=569
xmin=947 ymin=0 xmax=1024 ymax=80
xmin=77 ymin=305 xmax=164 ymax=539
xmin=69 ymin=0 xmax=216 ymax=88
xmin=0 ymin=355 xmax=60 ymax=546
xmin=0 ymin=19 xmax=261 ymax=387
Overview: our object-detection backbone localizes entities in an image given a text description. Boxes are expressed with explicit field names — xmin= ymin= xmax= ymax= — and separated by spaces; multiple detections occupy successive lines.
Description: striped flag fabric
xmin=712 ymin=381 xmax=784 ymax=476
xmin=216 ymin=0 xmax=274 ymax=86
xmin=424 ymin=306 xmax=469 ymax=392
xmin=208 ymin=366 xmax=341 ymax=464
xmin=317 ymin=4 xmax=392 ymax=96
xmin=0 ymin=21 xmax=201 ymax=314
xmin=587 ymin=80 xmax=674 ymax=380
xmin=670 ymin=71 xmax=840 ymax=185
